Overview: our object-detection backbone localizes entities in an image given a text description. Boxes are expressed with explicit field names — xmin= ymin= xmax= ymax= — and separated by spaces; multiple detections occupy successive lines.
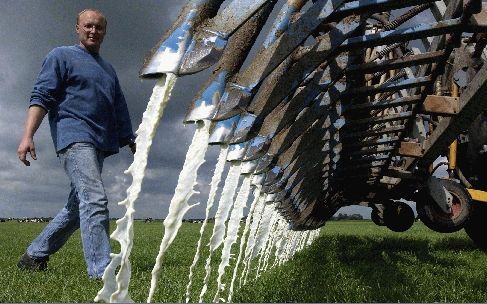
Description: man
xmin=17 ymin=9 xmax=136 ymax=279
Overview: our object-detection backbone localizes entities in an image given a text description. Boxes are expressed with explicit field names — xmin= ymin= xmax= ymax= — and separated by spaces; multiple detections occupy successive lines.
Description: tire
xmin=464 ymin=202 xmax=487 ymax=251
xmin=371 ymin=209 xmax=385 ymax=226
xmin=383 ymin=202 xmax=415 ymax=232
xmin=416 ymin=179 xmax=471 ymax=233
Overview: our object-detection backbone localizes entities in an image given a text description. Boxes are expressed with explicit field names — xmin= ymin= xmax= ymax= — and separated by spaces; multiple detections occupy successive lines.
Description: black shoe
xmin=17 ymin=253 xmax=49 ymax=271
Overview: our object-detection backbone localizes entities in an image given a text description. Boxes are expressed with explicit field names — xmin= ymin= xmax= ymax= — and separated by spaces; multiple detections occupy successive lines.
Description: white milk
xmin=185 ymin=146 xmax=229 ymax=303
xmin=95 ymin=74 xmax=177 ymax=303
xmin=227 ymin=186 xmax=261 ymax=302
xmin=260 ymin=216 xmax=281 ymax=273
xmin=240 ymin=195 xmax=266 ymax=285
xmin=213 ymin=177 xmax=252 ymax=302
xmin=199 ymin=162 xmax=242 ymax=302
xmin=271 ymin=220 xmax=288 ymax=269
xmin=255 ymin=210 xmax=278 ymax=278
xmin=147 ymin=120 xmax=211 ymax=303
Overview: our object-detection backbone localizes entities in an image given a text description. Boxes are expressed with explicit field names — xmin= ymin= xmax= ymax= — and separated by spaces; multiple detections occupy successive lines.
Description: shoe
xmin=17 ymin=253 xmax=48 ymax=271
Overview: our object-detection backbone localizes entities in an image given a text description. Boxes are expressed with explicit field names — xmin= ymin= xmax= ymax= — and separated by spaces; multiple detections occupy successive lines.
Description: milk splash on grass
xmin=147 ymin=119 xmax=211 ymax=303
xmin=95 ymin=74 xmax=177 ymax=303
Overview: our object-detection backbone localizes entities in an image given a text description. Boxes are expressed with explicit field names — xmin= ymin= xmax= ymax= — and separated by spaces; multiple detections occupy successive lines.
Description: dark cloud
xmin=0 ymin=0 xmax=205 ymax=219
xmin=0 ymin=0 xmax=371 ymax=220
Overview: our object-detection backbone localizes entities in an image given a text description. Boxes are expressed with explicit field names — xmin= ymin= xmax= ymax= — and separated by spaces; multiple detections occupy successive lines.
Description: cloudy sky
xmin=0 ymin=0 xmax=372 ymax=219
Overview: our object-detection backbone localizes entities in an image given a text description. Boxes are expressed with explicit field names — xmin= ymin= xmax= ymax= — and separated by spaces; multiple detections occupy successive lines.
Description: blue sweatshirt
xmin=30 ymin=45 xmax=135 ymax=155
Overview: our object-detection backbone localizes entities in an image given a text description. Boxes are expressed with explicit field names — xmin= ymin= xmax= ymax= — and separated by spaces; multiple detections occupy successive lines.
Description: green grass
xmin=1 ymin=220 xmax=486 ymax=302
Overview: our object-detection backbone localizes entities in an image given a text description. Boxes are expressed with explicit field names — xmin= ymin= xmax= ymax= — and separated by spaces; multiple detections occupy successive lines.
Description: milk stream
xmin=293 ymin=231 xmax=303 ymax=256
xmin=199 ymin=162 xmax=242 ymax=302
xmin=239 ymin=193 xmax=266 ymax=287
xmin=251 ymin=205 xmax=275 ymax=259
xmin=260 ymin=216 xmax=281 ymax=272
xmin=281 ymin=231 xmax=296 ymax=264
xmin=243 ymin=202 xmax=271 ymax=283
xmin=227 ymin=186 xmax=261 ymax=303
xmin=285 ymin=232 xmax=297 ymax=262
xmin=257 ymin=215 xmax=276 ymax=276
xmin=307 ymin=231 xmax=314 ymax=246
xmin=258 ymin=224 xmax=275 ymax=274
xmin=240 ymin=195 xmax=266 ymax=286
xmin=299 ymin=231 xmax=310 ymax=251
xmin=213 ymin=177 xmax=252 ymax=302
xmin=307 ymin=229 xmax=320 ymax=246
xmin=95 ymin=74 xmax=177 ymax=303
xmin=255 ymin=211 xmax=277 ymax=278
xmin=271 ymin=221 xmax=288 ymax=268
xmin=296 ymin=232 xmax=305 ymax=253
xmin=295 ymin=232 xmax=305 ymax=253
xmin=147 ymin=120 xmax=211 ymax=303
xmin=185 ymin=145 xmax=229 ymax=303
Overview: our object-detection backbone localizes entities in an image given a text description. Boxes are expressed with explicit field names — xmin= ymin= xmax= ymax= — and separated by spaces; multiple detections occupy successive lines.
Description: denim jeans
xmin=27 ymin=142 xmax=111 ymax=278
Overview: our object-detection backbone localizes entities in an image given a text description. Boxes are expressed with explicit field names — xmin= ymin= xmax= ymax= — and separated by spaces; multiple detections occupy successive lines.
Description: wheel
xmin=464 ymin=202 xmax=487 ymax=251
xmin=371 ymin=209 xmax=385 ymax=226
xmin=383 ymin=202 xmax=415 ymax=232
xmin=416 ymin=179 xmax=471 ymax=233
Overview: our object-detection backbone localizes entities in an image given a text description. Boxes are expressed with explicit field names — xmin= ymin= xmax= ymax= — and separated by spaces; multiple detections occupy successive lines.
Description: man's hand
xmin=18 ymin=105 xmax=47 ymax=166
xmin=18 ymin=137 xmax=37 ymax=166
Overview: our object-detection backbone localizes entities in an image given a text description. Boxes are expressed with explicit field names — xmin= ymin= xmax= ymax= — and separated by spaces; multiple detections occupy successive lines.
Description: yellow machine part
xmin=467 ymin=189 xmax=487 ymax=203
xmin=447 ymin=83 xmax=487 ymax=204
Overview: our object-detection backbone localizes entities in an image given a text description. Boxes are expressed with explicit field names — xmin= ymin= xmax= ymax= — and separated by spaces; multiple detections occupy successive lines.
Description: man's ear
xmin=75 ymin=24 xmax=80 ymax=34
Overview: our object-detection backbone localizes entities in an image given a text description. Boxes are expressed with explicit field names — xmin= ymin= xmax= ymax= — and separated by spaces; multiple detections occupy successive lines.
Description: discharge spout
xmin=139 ymin=0 xmax=224 ymax=78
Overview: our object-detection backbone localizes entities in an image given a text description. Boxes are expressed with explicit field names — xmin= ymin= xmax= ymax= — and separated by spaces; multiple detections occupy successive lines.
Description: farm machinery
xmin=140 ymin=0 xmax=487 ymax=248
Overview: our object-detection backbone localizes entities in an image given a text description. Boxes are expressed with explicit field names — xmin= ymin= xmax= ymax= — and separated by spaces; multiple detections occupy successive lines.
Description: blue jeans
xmin=27 ymin=143 xmax=111 ymax=278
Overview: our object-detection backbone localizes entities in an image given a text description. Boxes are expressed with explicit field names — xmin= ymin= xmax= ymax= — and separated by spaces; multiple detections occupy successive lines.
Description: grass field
xmin=1 ymin=220 xmax=486 ymax=302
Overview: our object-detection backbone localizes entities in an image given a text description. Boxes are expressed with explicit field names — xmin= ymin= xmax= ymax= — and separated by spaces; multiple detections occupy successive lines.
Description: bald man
xmin=17 ymin=9 xmax=136 ymax=279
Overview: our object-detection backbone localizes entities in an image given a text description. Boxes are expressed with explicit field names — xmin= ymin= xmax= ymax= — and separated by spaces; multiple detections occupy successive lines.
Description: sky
xmin=0 ymin=0 xmax=374 ymax=219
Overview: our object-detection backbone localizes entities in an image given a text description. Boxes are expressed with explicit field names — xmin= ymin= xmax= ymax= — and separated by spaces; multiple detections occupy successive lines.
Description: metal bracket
xmin=427 ymin=177 xmax=453 ymax=213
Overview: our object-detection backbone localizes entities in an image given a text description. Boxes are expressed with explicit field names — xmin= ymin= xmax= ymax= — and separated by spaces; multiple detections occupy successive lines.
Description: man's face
xmin=76 ymin=11 xmax=106 ymax=53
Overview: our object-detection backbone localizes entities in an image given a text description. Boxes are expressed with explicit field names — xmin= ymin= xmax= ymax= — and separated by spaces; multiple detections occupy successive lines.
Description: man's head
xmin=76 ymin=9 xmax=107 ymax=54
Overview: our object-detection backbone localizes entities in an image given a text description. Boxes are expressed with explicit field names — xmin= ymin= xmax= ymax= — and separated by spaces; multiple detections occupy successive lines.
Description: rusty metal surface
xmin=417 ymin=63 xmax=487 ymax=168
xmin=148 ymin=0 xmax=487 ymax=230
xmin=421 ymin=95 xmax=460 ymax=115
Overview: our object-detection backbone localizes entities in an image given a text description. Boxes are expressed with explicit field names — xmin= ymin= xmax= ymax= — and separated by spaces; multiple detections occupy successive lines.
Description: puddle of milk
xmin=213 ymin=177 xmax=252 ymax=302
xmin=227 ymin=186 xmax=261 ymax=302
xmin=198 ymin=162 xmax=242 ymax=302
xmin=185 ymin=145 xmax=229 ymax=303
xmin=147 ymin=119 xmax=211 ymax=303
xmin=95 ymin=74 xmax=177 ymax=303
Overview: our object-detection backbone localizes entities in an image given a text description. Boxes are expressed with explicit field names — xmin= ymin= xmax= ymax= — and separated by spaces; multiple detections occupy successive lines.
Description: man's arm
xmin=18 ymin=105 xmax=47 ymax=166
xmin=113 ymin=76 xmax=136 ymax=154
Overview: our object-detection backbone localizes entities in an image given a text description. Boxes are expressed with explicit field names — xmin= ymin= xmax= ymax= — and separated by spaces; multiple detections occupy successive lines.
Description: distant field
xmin=1 ymin=220 xmax=486 ymax=302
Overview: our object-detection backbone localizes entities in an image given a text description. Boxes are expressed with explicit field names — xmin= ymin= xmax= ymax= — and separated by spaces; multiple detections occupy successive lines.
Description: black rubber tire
xmin=371 ymin=209 xmax=385 ymax=226
xmin=416 ymin=179 xmax=471 ymax=233
xmin=464 ymin=202 xmax=487 ymax=251
xmin=383 ymin=202 xmax=415 ymax=232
